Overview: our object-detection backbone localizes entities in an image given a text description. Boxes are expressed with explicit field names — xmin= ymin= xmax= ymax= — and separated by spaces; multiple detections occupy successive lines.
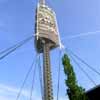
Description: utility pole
xmin=34 ymin=0 xmax=60 ymax=99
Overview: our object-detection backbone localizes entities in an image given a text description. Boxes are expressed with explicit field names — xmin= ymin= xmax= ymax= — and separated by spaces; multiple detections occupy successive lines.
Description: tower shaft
xmin=35 ymin=1 xmax=59 ymax=100
xmin=43 ymin=41 xmax=53 ymax=100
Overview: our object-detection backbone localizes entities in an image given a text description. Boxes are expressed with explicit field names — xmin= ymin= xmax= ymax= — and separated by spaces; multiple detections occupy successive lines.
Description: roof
xmin=86 ymin=85 xmax=100 ymax=100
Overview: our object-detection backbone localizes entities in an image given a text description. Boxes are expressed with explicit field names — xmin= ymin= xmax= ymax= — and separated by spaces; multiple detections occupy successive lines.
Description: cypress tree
xmin=62 ymin=54 xmax=88 ymax=100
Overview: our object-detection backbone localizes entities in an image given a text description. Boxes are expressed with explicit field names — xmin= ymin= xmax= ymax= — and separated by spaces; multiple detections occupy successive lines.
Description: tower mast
xmin=39 ymin=0 xmax=45 ymax=5
xmin=35 ymin=0 xmax=59 ymax=99
xmin=43 ymin=40 xmax=53 ymax=100
xmin=40 ymin=0 xmax=53 ymax=99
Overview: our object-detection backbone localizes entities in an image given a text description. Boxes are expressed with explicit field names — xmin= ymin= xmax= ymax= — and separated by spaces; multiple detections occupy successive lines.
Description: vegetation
xmin=62 ymin=54 xmax=88 ymax=100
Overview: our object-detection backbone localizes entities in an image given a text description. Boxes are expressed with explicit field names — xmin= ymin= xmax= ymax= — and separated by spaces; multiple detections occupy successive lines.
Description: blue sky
xmin=0 ymin=0 xmax=100 ymax=100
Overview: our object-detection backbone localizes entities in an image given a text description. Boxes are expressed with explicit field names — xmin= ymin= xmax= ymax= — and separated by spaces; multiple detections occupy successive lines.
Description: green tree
xmin=62 ymin=54 xmax=88 ymax=100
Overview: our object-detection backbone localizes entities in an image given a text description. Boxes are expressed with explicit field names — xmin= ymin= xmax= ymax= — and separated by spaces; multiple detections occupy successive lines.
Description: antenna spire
xmin=39 ymin=0 xmax=45 ymax=5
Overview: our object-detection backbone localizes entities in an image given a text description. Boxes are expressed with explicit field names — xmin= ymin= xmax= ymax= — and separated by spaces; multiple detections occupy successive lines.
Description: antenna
xmin=39 ymin=0 xmax=45 ymax=5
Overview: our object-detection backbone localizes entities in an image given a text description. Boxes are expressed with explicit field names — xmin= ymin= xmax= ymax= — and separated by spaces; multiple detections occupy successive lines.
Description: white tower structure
xmin=34 ymin=0 xmax=60 ymax=99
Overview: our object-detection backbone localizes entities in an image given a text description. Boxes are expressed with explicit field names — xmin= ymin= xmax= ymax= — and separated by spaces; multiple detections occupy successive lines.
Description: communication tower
xmin=34 ymin=0 xmax=60 ymax=99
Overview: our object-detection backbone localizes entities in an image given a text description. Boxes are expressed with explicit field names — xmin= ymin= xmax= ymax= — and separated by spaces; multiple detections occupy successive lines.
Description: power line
xmin=65 ymin=47 xmax=100 ymax=77
xmin=57 ymin=49 xmax=61 ymax=100
xmin=15 ymin=54 xmax=37 ymax=100
xmin=0 ymin=36 xmax=33 ymax=60
xmin=68 ymin=53 xmax=97 ymax=86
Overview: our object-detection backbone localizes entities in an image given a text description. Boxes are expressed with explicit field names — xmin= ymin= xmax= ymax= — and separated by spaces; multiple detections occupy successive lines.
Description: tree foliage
xmin=62 ymin=54 xmax=88 ymax=100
